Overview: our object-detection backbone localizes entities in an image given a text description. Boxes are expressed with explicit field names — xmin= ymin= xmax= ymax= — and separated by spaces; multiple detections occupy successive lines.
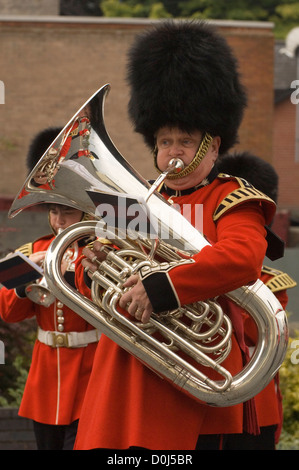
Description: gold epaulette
xmin=83 ymin=238 xmax=112 ymax=252
xmin=86 ymin=240 xmax=95 ymax=250
xmin=69 ymin=128 xmax=78 ymax=137
xmin=213 ymin=174 xmax=275 ymax=221
xmin=97 ymin=238 xmax=113 ymax=245
xmin=262 ymin=265 xmax=297 ymax=293
xmin=16 ymin=242 xmax=33 ymax=257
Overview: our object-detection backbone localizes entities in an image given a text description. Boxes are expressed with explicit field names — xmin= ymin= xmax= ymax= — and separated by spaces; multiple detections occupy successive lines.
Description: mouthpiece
xmin=145 ymin=158 xmax=185 ymax=202
xmin=167 ymin=158 xmax=185 ymax=174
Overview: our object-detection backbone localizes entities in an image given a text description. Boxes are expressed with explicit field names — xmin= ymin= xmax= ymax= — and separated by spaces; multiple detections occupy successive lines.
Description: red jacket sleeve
xmin=141 ymin=201 xmax=267 ymax=312
xmin=0 ymin=286 xmax=35 ymax=323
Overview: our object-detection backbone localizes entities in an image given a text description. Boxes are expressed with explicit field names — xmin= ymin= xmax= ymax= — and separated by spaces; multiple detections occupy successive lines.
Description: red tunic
xmin=244 ymin=268 xmax=291 ymax=443
xmin=0 ymin=235 xmax=98 ymax=425
xmin=74 ymin=176 xmax=275 ymax=450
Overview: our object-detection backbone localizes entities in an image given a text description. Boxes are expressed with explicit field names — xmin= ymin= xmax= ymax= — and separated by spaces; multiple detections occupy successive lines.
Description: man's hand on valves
xmin=82 ymin=241 xmax=153 ymax=324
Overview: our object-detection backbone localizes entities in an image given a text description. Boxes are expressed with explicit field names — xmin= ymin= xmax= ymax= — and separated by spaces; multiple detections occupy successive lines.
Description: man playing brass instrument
xmin=74 ymin=21 xmax=280 ymax=450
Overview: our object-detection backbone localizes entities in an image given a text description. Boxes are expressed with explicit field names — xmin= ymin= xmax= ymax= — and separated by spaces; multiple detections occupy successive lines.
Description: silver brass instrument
xmin=9 ymin=84 xmax=288 ymax=407
xmin=25 ymin=230 xmax=78 ymax=307
xmin=25 ymin=275 xmax=56 ymax=307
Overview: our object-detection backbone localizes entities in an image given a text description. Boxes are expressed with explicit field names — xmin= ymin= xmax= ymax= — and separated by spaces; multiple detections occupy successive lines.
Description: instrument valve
xmin=119 ymin=268 xmax=131 ymax=280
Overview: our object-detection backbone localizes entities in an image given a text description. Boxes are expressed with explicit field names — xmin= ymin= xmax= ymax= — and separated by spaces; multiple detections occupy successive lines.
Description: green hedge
xmin=277 ymin=330 xmax=299 ymax=450
xmin=0 ymin=318 xmax=35 ymax=407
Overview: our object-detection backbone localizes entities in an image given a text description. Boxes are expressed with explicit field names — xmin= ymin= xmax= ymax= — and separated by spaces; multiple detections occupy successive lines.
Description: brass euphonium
xmin=25 ymin=276 xmax=56 ymax=307
xmin=24 ymin=229 xmax=78 ymax=307
xmin=9 ymin=84 xmax=288 ymax=407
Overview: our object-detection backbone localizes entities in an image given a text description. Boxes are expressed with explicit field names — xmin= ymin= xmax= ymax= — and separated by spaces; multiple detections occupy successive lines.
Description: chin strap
xmin=153 ymin=132 xmax=213 ymax=180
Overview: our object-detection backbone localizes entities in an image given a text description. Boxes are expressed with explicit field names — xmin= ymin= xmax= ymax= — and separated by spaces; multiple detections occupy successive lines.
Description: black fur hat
xmin=26 ymin=127 xmax=62 ymax=172
xmin=127 ymin=20 xmax=247 ymax=155
xmin=217 ymin=151 xmax=279 ymax=202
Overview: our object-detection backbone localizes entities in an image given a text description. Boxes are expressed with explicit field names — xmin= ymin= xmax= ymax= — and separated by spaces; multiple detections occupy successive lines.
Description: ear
xmin=212 ymin=136 xmax=221 ymax=152
xmin=211 ymin=136 xmax=221 ymax=161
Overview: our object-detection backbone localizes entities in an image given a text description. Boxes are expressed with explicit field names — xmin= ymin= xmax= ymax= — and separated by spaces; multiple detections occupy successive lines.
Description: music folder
xmin=0 ymin=251 xmax=43 ymax=289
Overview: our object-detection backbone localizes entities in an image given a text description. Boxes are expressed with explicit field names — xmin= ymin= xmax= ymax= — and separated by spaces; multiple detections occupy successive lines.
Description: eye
xmin=157 ymin=138 xmax=170 ymax=149
xmin=64 ymin=209 xmax=76 ymax=215
xmin=182 ymin=139 xmax=195 ymax=147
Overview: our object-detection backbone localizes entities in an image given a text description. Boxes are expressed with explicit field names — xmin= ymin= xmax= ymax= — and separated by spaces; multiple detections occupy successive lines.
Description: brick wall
xmin=0 ymin=17 xmax=275 ymax=201
xmin=273 ymin=97 xmax=299 ymax=211
xmin=0 ymin=0 xmax=59 ymax=15
xmin=224 ymin=25 xmax=274 ymax=165
xmin=0 ymin=408 xmax=36 ymax=450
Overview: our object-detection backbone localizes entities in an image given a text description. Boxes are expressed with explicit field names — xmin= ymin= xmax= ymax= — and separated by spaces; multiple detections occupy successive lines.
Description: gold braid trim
xmin=16 ymin=242 xmax=33 ymax=257
xmin=213 ymin=174 xmax=275 ymax=221
xmin=97 ymin=238 xmax=113 ymax=245
xmin=153 ymin=132 xmax=213 ymax=179
xmin=262 ymin=265 xmax=297 ymax=292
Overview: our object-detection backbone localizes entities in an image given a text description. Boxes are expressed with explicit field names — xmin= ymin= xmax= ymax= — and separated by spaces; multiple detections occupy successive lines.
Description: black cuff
xmin=64 ymin=271 xmax=76 ymax=288
xmin=141 ymin=271 xmax=179 ymax=313
xmin=15 ymin=285 xmax=27 ymax=298
xmin=83 ymin=269 xmax=92 ymax=289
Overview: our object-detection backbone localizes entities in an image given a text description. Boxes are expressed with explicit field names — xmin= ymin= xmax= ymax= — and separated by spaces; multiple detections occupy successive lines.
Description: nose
xmin=55 ymin=210 xmax=66 ymax=228
xmin=168 ymin=143 xmax=184 ymax=158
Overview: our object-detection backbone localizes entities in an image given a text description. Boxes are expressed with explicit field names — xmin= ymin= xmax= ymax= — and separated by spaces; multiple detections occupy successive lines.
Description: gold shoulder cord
xmin=262 ymin=266 xmax=297 ymax=293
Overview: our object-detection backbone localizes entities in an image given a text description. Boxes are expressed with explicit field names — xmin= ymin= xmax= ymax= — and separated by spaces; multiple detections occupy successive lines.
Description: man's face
xmin=48 ymin=205 xmax=83 ymax=233
xmin=156 ymin=126 xmax=220 ymax=191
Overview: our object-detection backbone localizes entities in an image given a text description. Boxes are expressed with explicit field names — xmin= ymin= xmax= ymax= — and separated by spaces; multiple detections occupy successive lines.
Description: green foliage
xmin=97 ymin=0 xmax=299 ymax=38
xmin=0 ymin=356 xmax=30 ymax=407
xmin=0 ymin=318 xmax=36 ymax=407
xmin=150 ymin=2 xmax=172 ymax=18
xmin=276 ymin=2 xmax=299 ymax=21
xmin=101 ymin=0 xmax=171 ymax=17
xmin=277 ymin=331 xmax=299 ymax=450
xmin=101 ymin=0 xmax=142 ymax=17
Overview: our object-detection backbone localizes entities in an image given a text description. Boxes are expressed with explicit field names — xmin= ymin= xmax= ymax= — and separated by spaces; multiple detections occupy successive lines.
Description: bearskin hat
xmin=127 ymin=20 xmax=247 ymax=155
xmin=217 ymin=151 xmax=278 ymax=202
xmin=26 ymin=127 xmax=62 ymax=172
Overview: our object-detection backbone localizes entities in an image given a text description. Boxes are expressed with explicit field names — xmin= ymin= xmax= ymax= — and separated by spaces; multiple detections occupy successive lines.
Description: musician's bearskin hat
xmin=127 ymin=20 xmax=247 ymax=155
xmin=217 ymin=151 xmax=279 ymax=202
xmin=26 ymin=127 xmax=62 ymax=172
